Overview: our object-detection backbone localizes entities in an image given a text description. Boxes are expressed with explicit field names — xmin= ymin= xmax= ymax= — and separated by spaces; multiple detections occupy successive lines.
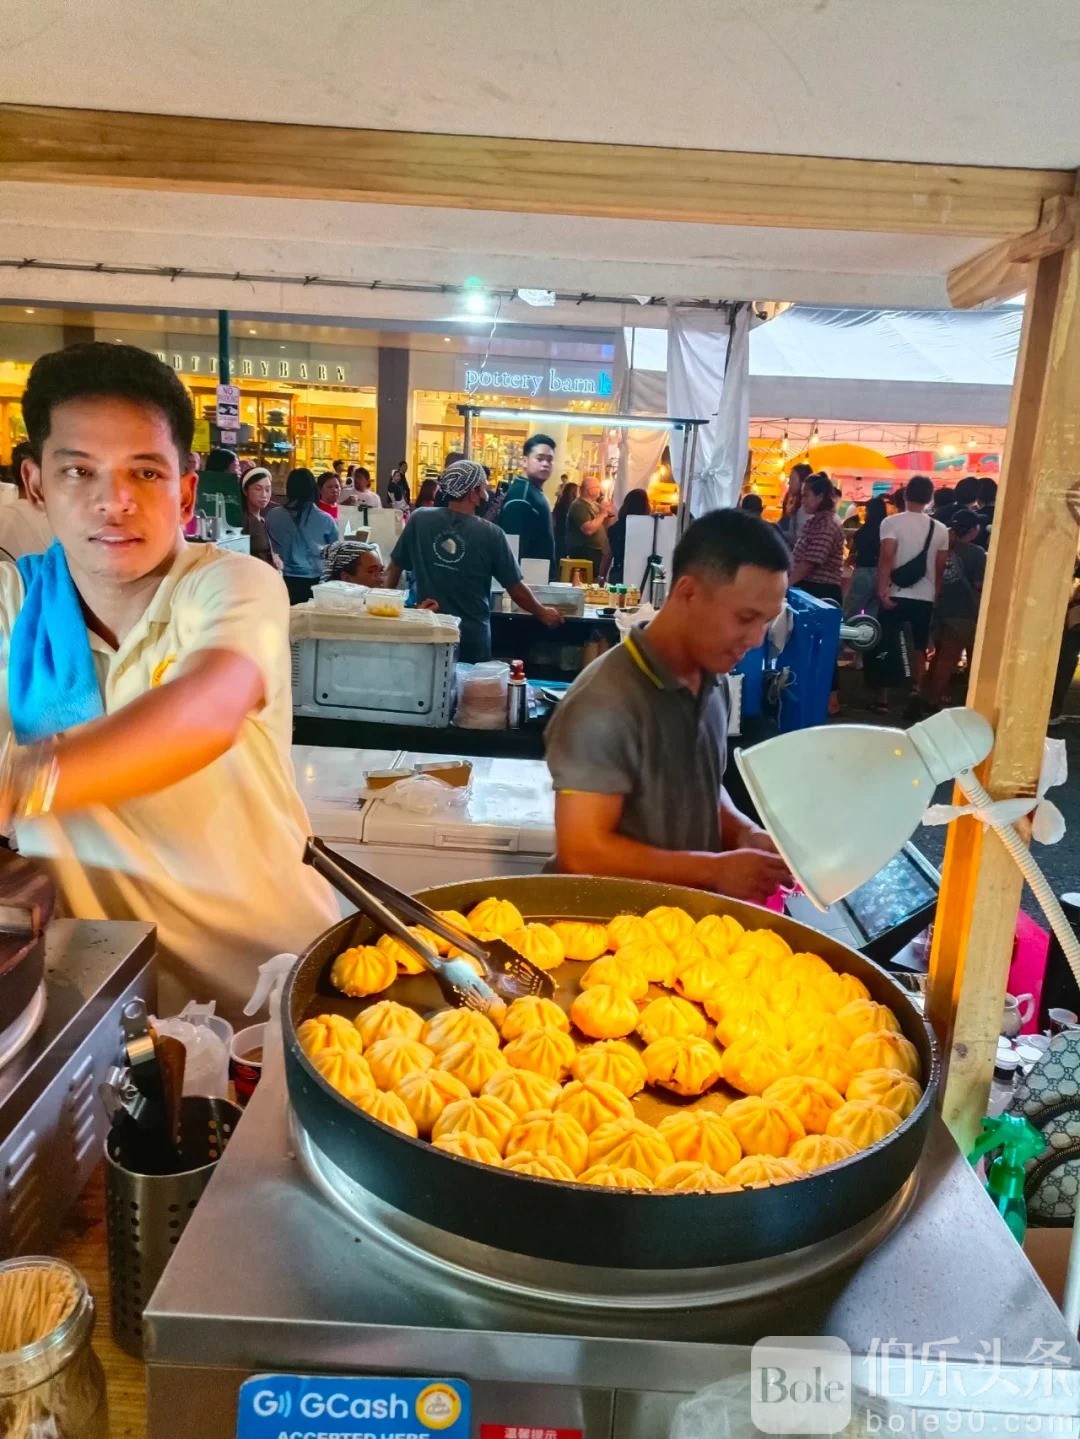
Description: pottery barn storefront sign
xmin=462 ymin=363 xmax=613 ymax=399
xmin=156 ymin=350 xmax=352 ymax=383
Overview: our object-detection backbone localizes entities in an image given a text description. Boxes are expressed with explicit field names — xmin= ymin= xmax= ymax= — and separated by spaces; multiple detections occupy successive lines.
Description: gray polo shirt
xmin=545 ymin=627 xmax=729 ymax=853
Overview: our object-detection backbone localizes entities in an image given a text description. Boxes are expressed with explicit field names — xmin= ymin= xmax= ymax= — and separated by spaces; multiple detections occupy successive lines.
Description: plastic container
xmin=0 ymin=1258 xmax=108 ymax=1438
xmin=363 ymin=589 xmax=408 ymax=619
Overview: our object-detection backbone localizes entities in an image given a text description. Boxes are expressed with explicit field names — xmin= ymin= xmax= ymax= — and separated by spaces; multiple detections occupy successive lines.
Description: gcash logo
xmin=751 ymin=1337 xmax=852 ymax=1434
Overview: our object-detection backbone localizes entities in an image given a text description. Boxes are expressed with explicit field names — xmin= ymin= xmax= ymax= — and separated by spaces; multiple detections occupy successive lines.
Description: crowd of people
xmin=765 ymin=462 xmax=999 ymax=719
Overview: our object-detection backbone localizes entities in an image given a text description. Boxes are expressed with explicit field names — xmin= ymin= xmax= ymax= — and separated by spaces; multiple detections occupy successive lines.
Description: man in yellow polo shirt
xmin=0 ymin=343 xmax=338 ymax=1022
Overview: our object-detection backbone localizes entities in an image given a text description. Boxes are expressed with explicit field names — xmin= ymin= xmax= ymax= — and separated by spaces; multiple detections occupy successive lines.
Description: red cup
xmin=229 ymin=1022 xmax=265 ymax=1107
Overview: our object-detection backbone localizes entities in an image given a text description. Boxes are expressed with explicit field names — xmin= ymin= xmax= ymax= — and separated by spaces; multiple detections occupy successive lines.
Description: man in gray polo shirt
xmin=545 ymin=508 xmax=792 ymax=903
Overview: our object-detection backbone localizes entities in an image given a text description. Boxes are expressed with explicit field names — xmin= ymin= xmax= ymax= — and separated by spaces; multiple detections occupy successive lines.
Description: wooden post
xmin=929 ymin=228 xmax=1080 ymax=1153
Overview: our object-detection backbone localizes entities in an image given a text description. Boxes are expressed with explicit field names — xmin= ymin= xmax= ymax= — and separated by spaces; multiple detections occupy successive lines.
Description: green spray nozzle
xmin=968 ymin=1113 xmax=1047 ymax=1243
xmin=968 ymin=1113 xmax=1046 ymax=1169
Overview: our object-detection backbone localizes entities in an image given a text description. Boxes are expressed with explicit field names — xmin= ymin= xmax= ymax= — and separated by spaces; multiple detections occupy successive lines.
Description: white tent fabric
xmin=666 ymin=305 xmax=751 ymax=516
xmin=623 ymin=305 xmax=1021 ymax=427
xmin=613 ymin=329 xmax=668 ymax=503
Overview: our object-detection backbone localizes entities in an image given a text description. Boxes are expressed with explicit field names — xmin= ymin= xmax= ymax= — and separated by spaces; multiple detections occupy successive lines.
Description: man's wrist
xmin=0 ymin=737 xmax=60 ymax=821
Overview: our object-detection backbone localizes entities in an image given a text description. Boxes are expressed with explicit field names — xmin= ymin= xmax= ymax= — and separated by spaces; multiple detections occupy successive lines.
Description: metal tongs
xmin=304 ymin=838 xmax=554 ymax=1023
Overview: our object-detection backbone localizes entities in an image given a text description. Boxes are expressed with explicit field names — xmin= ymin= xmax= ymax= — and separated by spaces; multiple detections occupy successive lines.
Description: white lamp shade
xmin=734 ymin=708 xmax=993 ymax=909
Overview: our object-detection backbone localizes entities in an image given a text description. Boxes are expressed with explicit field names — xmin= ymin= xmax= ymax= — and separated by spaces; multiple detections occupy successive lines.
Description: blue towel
xmin=9 ymin=542 xmax=104 ymax=743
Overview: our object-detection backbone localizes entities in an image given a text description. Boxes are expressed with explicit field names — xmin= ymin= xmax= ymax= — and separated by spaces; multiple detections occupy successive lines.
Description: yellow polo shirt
xmin=0 ymin=542 xmax=339 ymax=1024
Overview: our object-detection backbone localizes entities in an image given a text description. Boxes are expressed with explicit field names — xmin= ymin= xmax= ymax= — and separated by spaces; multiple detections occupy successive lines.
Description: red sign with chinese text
xmin=480 ymin=1428 xmax=582 ymax=1439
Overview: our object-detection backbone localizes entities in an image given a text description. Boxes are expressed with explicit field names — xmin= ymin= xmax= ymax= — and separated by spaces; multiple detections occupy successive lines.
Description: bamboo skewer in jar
xmin=0 ymin=1258 xmax=107 ymax=1438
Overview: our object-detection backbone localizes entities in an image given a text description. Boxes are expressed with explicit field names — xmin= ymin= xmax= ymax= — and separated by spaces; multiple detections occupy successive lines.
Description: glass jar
xmin=0 ymin=1259 xmax=108 ymax=1438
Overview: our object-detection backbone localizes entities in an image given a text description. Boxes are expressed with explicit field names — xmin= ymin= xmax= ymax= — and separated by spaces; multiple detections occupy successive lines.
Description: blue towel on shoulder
xmin=10 ymin=542 xmax=104 ymax=743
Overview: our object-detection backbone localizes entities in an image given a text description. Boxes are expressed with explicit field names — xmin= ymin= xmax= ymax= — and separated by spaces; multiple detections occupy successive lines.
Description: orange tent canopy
xmin=786 ymin=442 xmax=896 ymax=474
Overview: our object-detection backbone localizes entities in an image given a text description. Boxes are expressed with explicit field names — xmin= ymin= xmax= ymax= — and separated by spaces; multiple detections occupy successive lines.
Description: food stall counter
xmin=143 ymin=1059 xmax=1080 ymax=1439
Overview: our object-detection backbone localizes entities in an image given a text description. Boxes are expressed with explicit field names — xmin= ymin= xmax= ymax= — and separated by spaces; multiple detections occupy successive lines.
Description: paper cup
xmin=229 ymin=1022 xmax=265 ymax=1107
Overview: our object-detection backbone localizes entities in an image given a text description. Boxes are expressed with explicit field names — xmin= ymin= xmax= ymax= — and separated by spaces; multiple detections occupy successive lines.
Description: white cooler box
xmin=290 ymin=605 xmax=458 ymax=727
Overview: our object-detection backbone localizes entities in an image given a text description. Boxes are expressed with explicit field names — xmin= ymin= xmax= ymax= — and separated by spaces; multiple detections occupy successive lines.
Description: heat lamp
xmin=735 ymin=707 xmax=1080 ymax=984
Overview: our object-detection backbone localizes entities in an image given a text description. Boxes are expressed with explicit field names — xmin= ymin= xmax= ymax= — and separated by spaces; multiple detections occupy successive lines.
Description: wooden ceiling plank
xmin=0 ymin=104 xmax=1072 ymax=241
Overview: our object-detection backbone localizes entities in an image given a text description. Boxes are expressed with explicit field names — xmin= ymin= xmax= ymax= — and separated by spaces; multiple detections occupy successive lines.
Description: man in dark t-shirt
xmin=920 ymin=508 xmax=986 ymax=709
xmin=497 ymin=433 xmax=557 ymax=578
xmin=387 ymin=460 xmax=562 ymax=663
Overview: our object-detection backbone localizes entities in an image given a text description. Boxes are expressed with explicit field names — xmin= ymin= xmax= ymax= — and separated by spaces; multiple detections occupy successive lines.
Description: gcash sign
xmin=462 ymin=365 xmax=613 ymax=400
xmin=236 ymin=1374 xmax=470 ymax=1439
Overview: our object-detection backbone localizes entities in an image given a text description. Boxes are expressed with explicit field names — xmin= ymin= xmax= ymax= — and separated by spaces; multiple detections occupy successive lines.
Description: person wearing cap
xmin=325 ymin=539 xmax=441 ymax=610
xmin=239 ymin=467 xmax=282 ymax=570
xmin=385 ymin=460 xmax=562 ymax=662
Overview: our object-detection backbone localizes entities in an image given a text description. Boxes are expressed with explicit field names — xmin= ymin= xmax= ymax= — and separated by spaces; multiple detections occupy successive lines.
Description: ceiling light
xmin=249 ymin=329 xmax=257 ymax=336
xmin=443 ymin=337 xmax=451 ymax=343
xmin=24 ymin=308 xmax=34 ymax=315
xmin=463 ymin=292 xmax=490 ymax=316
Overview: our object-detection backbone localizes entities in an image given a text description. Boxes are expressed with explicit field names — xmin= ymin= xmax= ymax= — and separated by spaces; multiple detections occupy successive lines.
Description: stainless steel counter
xmin=1 ymin=919 xmax=156 ymax=1254
xmin=145 ymin=1060 xmax=1079 ymax=1437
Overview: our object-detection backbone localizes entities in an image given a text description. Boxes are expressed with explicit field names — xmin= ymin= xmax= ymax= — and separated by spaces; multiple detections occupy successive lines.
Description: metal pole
xmin=462 ymin=409 xmax=473 ymax=460
xmin=677 ymin=425 xmax=699 ymax=538
xmin=217 ymin=310 xmax=230 ymax=386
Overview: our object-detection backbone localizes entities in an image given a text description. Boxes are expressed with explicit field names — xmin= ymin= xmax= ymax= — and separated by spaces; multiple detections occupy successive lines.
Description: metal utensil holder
xmin=104 ymin=1096 xmax=242 ymax=1357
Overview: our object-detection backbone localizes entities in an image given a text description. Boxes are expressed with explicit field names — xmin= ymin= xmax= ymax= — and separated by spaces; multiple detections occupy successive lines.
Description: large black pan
xmin=284 ymin=874 xmax=939 ymax=1271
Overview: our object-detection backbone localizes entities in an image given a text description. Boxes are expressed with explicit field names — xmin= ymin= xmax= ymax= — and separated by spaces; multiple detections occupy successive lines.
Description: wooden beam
xmin=0 ymin=104 xmax=1072 ymax=239
xmin=947 ymin=195 xmax=1079 ymax=309
xmin=929 ymin=230 xmax=1080 ymax=1153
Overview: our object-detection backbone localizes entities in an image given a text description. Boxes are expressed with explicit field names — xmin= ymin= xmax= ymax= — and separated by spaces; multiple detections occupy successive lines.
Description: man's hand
xmin=537 ymin=604 xmax=563 ymax=628
xmin=737 ymin=824 xmax=783 ymax=858
xmin=706 ymin=848 xmax=792 ymax=903
xmin=418 ymin=598 xmax=439 ymax=611
xmin=879 ymin=593 xmax=896 ymax=610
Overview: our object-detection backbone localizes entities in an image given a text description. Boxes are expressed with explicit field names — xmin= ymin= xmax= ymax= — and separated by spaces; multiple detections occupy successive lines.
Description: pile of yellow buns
xmin=303 ymin=898 xmax=924 ymax=1193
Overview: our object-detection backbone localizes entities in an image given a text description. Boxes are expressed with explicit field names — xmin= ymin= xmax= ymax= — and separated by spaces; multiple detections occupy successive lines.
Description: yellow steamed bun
xmin=499 ymin=995 xmax=570 ymax=1041
xmin=724 ymin=1095 xmax=805 ymax=1157
xmin=848 ymin=1031 xmax=920 ymax=1079
xmin=354 ymin=999 xmax=424 ymax=1048
xmin=571 ymin=1039 xmax=648 ymax=1096
xmin=376 ymin=927 xmax=442 ymax=976
xmin=503 ymin=1026 xmax=577 ymax=1081
xmin=555 ymin=1079 xmax=635 ymax=1133
xmin=505 ymin=1111 xmax=590 ymax=1175
xmin=788 ymin=1134 xmax=859 ymax=1173
xmin=436 ymin=1039 xmax=509 ymax=1094
xmin=726 ymin=1154 xmax=801 ymax=1187
xmin=606 ymin=914 xmax=661 ymax=951
xmin=786 ymin=1039 xmax=855 ymax=1095
xmin=432 ymin=1094 xmax=517 ymax=1153
xmin=694 ymin=911 xmax=745 ymax=957
xmin=786 ymin=951 xmax=836 ymax=986
xmin=311 ymin=1047 xmax=375 ymax=1101
xmin=702 ymin=976 xmax=758 ymax=1022
xmin=577 ymin=1164 xmax=653 ymax=1190
xmin=717 ymin=944 xmax=763 ymax=980
xmin=654 ymin=1161 xmax=739 ymax=1193
xmin=671 ymin=947 xmax=731 ymax=1003
xmin=330 ymin=945 xmax=397 ymax=999
xmin=846 ymin=1067 xmax=923 ymax=1118
xmin=587 ymin=1118 xmax=675 ymax=1182
xmin=836 ymin=998 xmax=902 ymax=1044
xmin=432 ymin=1131 xmax=503 ymax=1166
xmin=571 ymin=984 xmax=641 ymax=1040
xmin=827 ymin=1099 xmax=902 ymax=1149
xmin=297 ymin=1013 xmax=365 ymax=1058
xmin=481 ymin=1066 xmax=563 ymax=1118
xmin=580 ymin=954 xmax=649 ymax=1000
xmin=636 ymin=994 xmax=707 ymax=1047
xmin=786 ymin=1010 xmax=848 ymax=1049
xmin=721 ymin=1038 xmax=789 ymax=1096
xmin=503 ymin=1151 xmax=577 ymax=1180
xmin=353 ymin=1088 xmax=419 ymax=1137
xmin=426 ymin=911 xmax=474 ymax=957
xmin=643 ymin=1035 xmax=724 ymax=1096
xmin=644 ymin=905 xmax=697 ymax=947
xmin=550 ymin=921 xmax=609 ymax=963
xmin=763 ymin=1075 xmax=846 ymax=1135
xmin=713 ymin=998 xmax=788 ymax=1051
xmin=504 ymin=922 xmax=565 ymax=972
xmin=741 ymin=928 xmax=793 ymax=962
xmin=422 ymin=1008 xmax=501 ymax=1054
xmin=364 ymin=1036 xmax=434 ymax=1090
xmin=613 ymin=939 xmax=676 ymax=985
xmin=815 ymin=969 xmax=872 ymax=1012
xmin=393 ymin=1068 xmax=471 ymax=1136
xmin=657 ymin=1110 xmax=742 ymax=1173
xmin=467 ymin=897 xmax=524 ymax=937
